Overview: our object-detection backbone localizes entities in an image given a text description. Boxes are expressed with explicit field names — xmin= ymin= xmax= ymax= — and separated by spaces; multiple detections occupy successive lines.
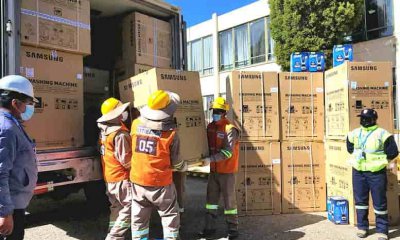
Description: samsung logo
xmin=325 ymin=70 xmax=339 ymax=79
xmin=240 ymin=146 xmax=265 ymax=151
xmin=286 ymin=146 xmax=311 ymax=151
xmin=123 ymin=79 xmax=143 ymax=90
xmin=350 ymin=66 xmax=378 ymax=71
xmin=239 ymin=74 xmax=262 ymax=80
xmin=160 ymin=74 xmax=187 ymax=81
xmin=285 ymin=76 xmax=308 ymax=80
xmin=25 ymin=52 xmax=63 ymax=62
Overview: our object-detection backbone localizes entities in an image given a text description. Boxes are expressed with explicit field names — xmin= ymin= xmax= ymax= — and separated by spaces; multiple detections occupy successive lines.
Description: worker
xmin=0 ymin=75 xmax=38 ymax=240
xmin=347 ymin=109 xmax=398 ymax=240
xmin=97 ymin=98 xmax=132 ymax=240
xmin=199 ymin=97 xmax=240 ymax=239
xmin=130 ymin=90 xmax=187 ymax=240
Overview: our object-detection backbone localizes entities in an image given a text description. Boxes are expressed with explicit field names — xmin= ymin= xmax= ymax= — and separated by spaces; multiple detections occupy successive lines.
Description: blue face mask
xmin=21 ymin=105 xmax=35 ymax=121
xmin=212 ymin=114 xmax=222 ymax=122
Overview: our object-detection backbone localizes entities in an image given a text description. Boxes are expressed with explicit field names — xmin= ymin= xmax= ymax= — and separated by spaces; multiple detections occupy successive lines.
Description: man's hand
xmin=0 ymin=215 xmax=13 ymax=236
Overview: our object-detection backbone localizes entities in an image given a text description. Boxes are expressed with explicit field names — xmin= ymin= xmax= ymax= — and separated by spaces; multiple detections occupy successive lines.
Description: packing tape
xmin=21 ymin=8 xmax=91 ymax=30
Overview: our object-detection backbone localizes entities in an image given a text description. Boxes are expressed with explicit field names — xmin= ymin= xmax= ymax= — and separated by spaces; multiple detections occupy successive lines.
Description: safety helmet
xmin=101 ymin=97 xmax=121 ymax=115
xmin=0 ymin=75 xmax=38 ymax=102
xmin=210 ymin=97 xmax=229 ymax=111
xmin=147 ymin=90 xmax=171 ymax=110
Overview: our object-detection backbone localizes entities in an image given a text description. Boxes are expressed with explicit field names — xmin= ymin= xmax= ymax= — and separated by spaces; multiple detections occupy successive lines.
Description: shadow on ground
xmin=26 ymin=176 xmax=328 ymax=240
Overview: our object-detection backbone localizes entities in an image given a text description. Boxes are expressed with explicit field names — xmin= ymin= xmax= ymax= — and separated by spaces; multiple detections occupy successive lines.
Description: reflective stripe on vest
xmin=207 ymin=118 xmax=239 ymax=174
xmin=348 ymin=126 xmax=391 ymax=172
xmin=101 ymin=124 xmax=130 ymax=183
xmin=130 ymin=119 xmax=175 ymax=187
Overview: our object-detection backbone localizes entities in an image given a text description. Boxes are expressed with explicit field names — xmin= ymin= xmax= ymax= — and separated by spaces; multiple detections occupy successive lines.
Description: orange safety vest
xmin=130 ymin=119 xmax=175 ymax=187
xmin=207 ymin=118 xmax=239 ymax=174
xmin=100 ymin=124 xmax=130 ymax=183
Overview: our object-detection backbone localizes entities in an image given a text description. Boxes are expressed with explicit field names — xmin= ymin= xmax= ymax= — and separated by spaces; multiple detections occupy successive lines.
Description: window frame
xmin=187 ymin=35 xmax=214 ymax=76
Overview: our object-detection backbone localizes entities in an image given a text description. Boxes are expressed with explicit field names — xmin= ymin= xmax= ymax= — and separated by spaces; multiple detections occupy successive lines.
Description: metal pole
xmin=212 ymin=13 xmax=220 ymax=98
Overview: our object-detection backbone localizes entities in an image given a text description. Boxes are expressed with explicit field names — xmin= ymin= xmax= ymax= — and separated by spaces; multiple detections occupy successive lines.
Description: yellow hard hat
xmin=147 ymin=90 xmax=171 ymax=110
xmin=211 ymin=97 xmax=229 ymax=111
xmin=101 ymin=97 xmax=121 ymax=115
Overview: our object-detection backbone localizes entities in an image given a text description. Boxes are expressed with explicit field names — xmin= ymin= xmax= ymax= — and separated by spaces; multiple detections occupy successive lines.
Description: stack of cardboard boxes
xmin=279 ymin=72 xmax=326 ymax=213
xmin=115 ymin=12 xmax=172 ymax=82
xmin=325 ymin=61 xmax=399 ymax=225
xmin=227 ymin=71 xmax=282 ymax=216
xmin=19 ymin=0 xmax=91 ymax=150
xmin=227 ymin=71 xmax=327 ymax=216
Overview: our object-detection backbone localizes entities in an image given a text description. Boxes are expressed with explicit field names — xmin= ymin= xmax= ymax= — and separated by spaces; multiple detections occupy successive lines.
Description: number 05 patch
xmin=136 ymin=136 xmax=158 ymax=155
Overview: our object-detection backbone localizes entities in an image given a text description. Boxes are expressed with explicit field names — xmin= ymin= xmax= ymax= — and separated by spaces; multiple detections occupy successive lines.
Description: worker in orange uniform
xmin=97 ymin=98 xmax=132 ymax=240
xmin=130 ymin=90 xmax=187 ymax=240
xmin=199 ymin=97 xmax=240 ymax=239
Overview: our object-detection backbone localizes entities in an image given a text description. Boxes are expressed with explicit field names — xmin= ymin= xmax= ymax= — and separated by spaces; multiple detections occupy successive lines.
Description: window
xmin=203 ymin=36 xmax=213 ymax=75
xmin=190 ymin=39 xmax=202 ymax=72
xmin=365 ymin=0 xmax=393 ymax=39
xmin=250 ymin=18 xmax=266 ymax=64
xmin=266 ymin=17 xmax=275 ymax=61
xmin=203 ymin=95 xmax=214 ymax=125
xmin=188 ymin=36 xmax=213 ymax=75
xmin=351 ymin=0 xmax=393 ymax=42
xmin=220 ymin=30 xmax=234 ymax=71
xmin=234 ymin=24 xmax=249 ymax=67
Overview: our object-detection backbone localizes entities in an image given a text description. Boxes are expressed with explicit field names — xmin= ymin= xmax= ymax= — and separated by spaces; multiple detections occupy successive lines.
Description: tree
xmin=269 ymin=0 xmax=364 ymax=71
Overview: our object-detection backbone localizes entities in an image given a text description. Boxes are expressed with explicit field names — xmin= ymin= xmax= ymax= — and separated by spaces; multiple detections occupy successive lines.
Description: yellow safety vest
xmin=347 ymin=125 xmax=392 ymax=172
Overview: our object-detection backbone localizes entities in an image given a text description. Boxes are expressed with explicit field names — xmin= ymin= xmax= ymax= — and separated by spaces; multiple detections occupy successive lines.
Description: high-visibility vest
xmin=348 ymin=125 xmax=392 ymax=172
xmin=100 ymin=124 xmax=130 ymax=183
xmin=207 ymin=118 xmax=239 ymax=174
xmin=130 ymin=119 xmax=175 ymax=187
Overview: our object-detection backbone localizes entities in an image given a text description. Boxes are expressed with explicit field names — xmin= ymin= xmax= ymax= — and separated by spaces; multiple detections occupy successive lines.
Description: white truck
xmin=1 ymin=0 xmax=187 ymax=204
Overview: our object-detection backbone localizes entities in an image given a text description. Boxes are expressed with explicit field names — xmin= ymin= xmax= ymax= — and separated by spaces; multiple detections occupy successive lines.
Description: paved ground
xmin=25 ymin=177 xmax=400 ymax=240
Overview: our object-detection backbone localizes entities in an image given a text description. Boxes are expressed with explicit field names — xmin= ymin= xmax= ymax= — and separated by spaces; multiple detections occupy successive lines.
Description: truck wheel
xmin=83 ymin=180 xmax=109 ymax=211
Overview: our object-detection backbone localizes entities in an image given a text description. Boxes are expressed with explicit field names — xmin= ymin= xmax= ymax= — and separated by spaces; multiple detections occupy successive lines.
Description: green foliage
xmin=269 ymin=0 xmax=364 ymax=70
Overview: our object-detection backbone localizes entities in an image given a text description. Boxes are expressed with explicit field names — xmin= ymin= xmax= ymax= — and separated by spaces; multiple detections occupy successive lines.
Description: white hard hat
xmin=0 ymin=75 xmax=38 ymax=102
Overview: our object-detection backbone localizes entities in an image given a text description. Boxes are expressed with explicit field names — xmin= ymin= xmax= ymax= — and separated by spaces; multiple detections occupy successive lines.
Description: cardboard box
xmin=21 ymin=0 xmax=91 ymax=55
xmin=115 ymin=60 xmax=153 ymax=82
xmin=290 ymin=52 xmax=309 ymax=72
xmin=20 ymin=46 xmax=84 ymax=150
xmin=83 ymin=67 xmax=109 ymax=94
xmin=226 ymin=71 xmax=280 ymax=141
xmin=122 ymin=12 xmax=172 ymax=69
xmin=325 ymin=140 xmax=400 ymax=225
xmin=279 ymin=72 xmax=324 ymax=141
xmin=325 ymin=62 xmax=394 ymax=140
xmin=236 ymin=141 xmax=282 ymax=216
xmin=333 ymin=44 xmax=353 ymax=67
xmin=281 ymin=141 xmax=326 ymax=213
xmin=118 ymin=68 xmax=208 ymax=163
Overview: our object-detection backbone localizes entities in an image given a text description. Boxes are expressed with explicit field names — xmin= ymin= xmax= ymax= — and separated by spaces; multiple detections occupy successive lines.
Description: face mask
xmin=360 ymin=117 xmax=376 ymax=128
xmin=21 ymin=105 xmax=35 ymax=121
xmin=212 ymin=114 xmax=222 ymax=122
xmin=121 ymin=111 xmax=129 ymax=122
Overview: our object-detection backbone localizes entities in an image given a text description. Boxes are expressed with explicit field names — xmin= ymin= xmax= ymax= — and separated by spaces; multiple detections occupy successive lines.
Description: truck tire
xmin=83 ymin=180 xmax=109 ymax=211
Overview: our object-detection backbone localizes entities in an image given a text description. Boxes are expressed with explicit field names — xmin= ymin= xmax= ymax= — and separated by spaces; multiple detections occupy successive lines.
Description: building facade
xmin=187 ymin=0 xmax=400 ymax=125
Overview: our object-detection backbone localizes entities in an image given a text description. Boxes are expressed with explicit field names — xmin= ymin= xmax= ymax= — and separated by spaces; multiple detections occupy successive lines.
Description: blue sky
xmin=166 ymin=0 xmax=259 ymax=27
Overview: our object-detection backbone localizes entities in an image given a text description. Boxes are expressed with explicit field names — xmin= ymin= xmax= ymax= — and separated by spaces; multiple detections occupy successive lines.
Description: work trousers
xmin=0 ymin=209 xmax=25 ymax=240
xmin=131 ymin=183 xmax=180 ymax=240
xmin=105 ymin=180 xmax=132 ymax=240
xmin=352 ymin=168 xmax=388 ymax=234
xmin=204 ymin=172 xmax=238 ymax=232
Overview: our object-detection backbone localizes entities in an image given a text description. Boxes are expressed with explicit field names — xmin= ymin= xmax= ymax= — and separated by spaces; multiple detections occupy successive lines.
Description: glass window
xmin=250 ymin=19 xmax=266 ymax=64
xmin=234 ymin=24 xmax=249 ymax=67
xmin=267 ymin=17 xmax=275 ymax=61
xmin=203 ymin=36 xmax=213 ymax=75
xmin=219 ymin=30 xmax=234 ymax=71
xmin=365 ymin=0 xmax=393 ymax=40
xmin=187 ymin=43 xmax=191 ymax=71
xmin=203 ymin=95 xmax=214 ymax=125
xmin=190 ymin=39 xmax=202 ymax=72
